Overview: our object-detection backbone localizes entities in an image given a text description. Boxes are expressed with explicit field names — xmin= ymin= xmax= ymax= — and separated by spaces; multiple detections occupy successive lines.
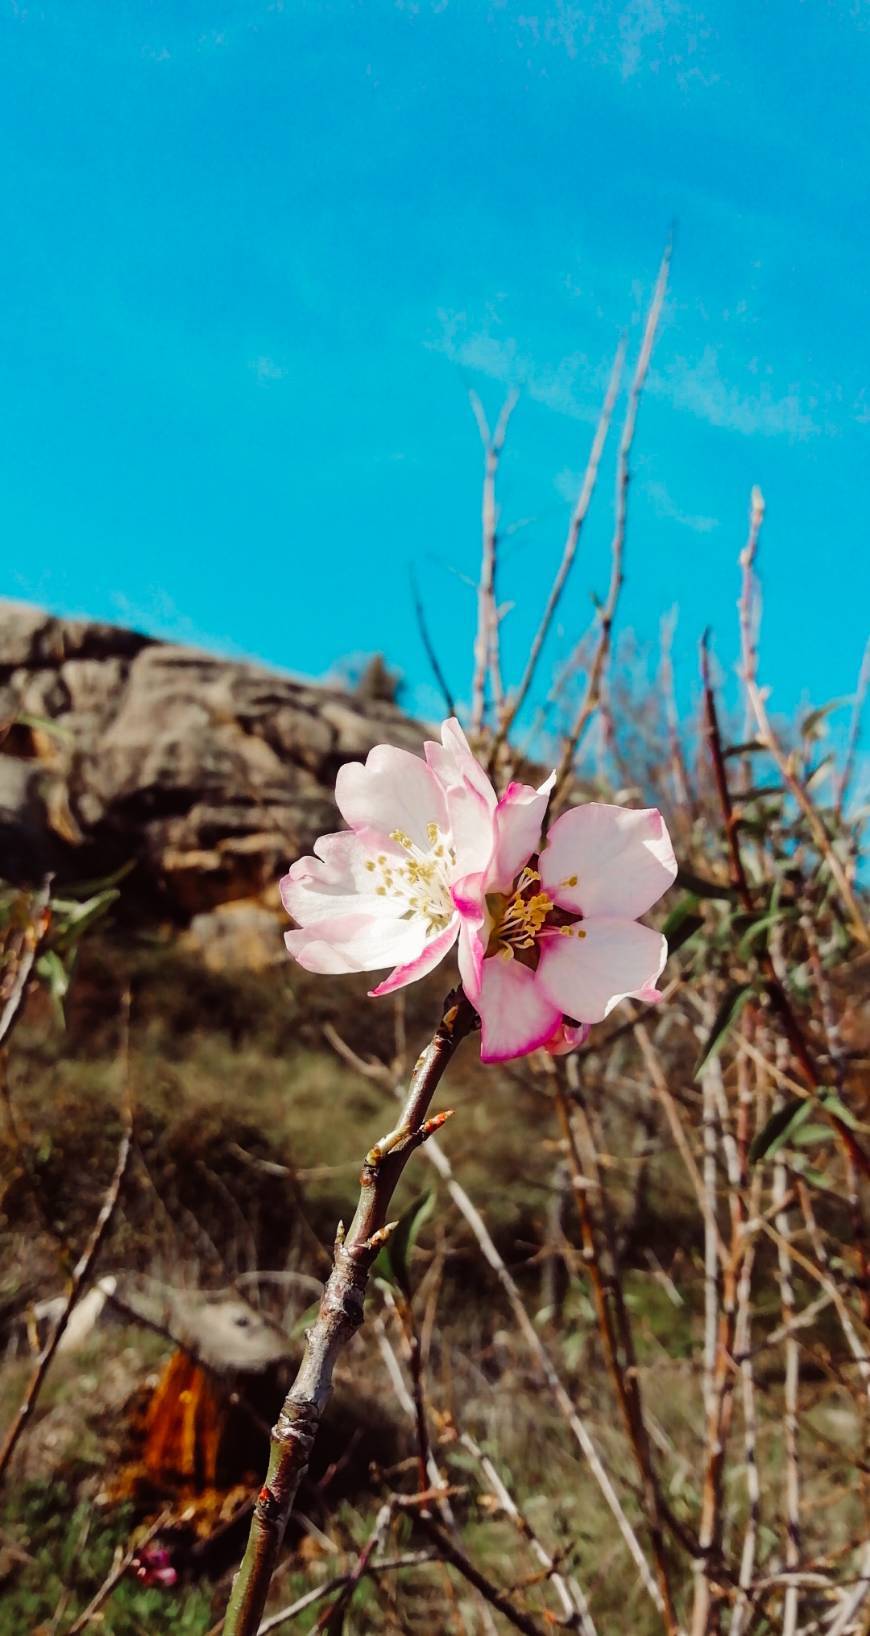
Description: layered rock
xmin=0 ymin=601 xmax=423 ymax=927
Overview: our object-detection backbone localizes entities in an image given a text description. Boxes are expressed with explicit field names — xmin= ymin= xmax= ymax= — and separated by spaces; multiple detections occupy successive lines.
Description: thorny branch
xmin=221 ymin=990 xmax=477 ymax=1636
xmin=0 ymin=1106 xmax=132 ymax=1485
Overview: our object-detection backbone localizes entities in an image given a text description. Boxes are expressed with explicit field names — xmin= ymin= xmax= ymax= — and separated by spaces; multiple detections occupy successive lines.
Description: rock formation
xmin=0 ymin=601 xmax=424 ymax=942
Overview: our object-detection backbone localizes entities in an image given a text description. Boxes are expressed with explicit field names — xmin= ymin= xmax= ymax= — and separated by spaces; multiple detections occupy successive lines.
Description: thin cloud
xmin=516 ymin=1 xmax=717 ymax=85
xmin=645 ymin=479 xmax=718 ymax=534
xmin=653 ymin=347 xmax=818 ymax=440
xmin=250 ymin=354 xmax=287 ymax=383
xmin=430 ymin=315 xmax=604 ymax=421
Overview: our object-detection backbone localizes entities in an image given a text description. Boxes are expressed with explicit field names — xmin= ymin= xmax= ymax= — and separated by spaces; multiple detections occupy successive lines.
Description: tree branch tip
xmin=363 ymin=1219 xmax=400 ymax=1253
xmin=421 ymin=1108 xmax=454 ymax=1139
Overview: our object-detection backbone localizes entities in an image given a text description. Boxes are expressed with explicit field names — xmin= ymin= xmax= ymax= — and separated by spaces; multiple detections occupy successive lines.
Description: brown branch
xmin=221 ymin=990 xmax=477 ymax=1636
xmin=421 ymin=1121 xmax=663 ymax=1614
xmin=470 ymin=389 xmax=519 ymax=735
xmin=0 ymin=1109 xmax=132 ymax=1485
xmin=459 ymin=1431 xmax=596 ymax=1634
xmin=835 ymin=636 xmax=870 ymax=818
xmin=0 ymin=877 xmax=51 ymax=1051
xmin=746 ymin=673 xmax=868 ymax=947
xmin=63 ymin=1509 xmax=173 ymax=1634
xmin=700 ymin=635 xmax=870 ymax=1182
xmin=553 ymin=240 xmax=671 ymax=804
xmin=552 ymin=1072 xmax=678 ymax=1635
xmin=417 ymin=1517 xmax=550 ymax=1636
xmin=700 ymin=631 xmax=753 ymax=909
xmin=411 ymin=567 xmax=456 ymax=718
xmin=322 ymin=1020 xmax=659 ymax=1613
xmin=659 ymin=606 xmax=694 ymax=815
xmin=209 ymin=1550 xmax=436 ymax=1636
xmin=773 ymin=1156 xmax=801 ymax=1636
xmin=498 ymin=337 xmax=625 ymax=746
xmin=312 ymin=1499 xmax=396 ymax=1632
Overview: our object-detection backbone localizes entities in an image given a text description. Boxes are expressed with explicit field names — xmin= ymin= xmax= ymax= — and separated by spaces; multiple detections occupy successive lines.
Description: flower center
xmin=495 ymin=867 xmax=554 ymax=952
xmin=365 ymin=823 xmax=457 ymax=935
xmin=488 ymin=865 xmax=587 ymax=963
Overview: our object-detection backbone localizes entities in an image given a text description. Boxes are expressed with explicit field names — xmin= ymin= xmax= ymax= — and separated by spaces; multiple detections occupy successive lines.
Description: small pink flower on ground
xmin=281 ymin=720 xmax=496 ymax=996
xmin=459 ymin=797 xmax=677 ymax=1063
xmin=132 ymin=1543 xmax=178 ymax=1588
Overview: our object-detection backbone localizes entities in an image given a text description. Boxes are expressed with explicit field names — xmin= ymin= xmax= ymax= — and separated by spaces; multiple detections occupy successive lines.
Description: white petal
xmin=425 ymin=718 xmax=497 ymax=812
xmin=425 ymin=719 xmax=497 ymax=876
xmin=335 ymin=744 xmax=448 ymax=849
xmin=369 ymin=916 xmax=459 ymax=996
xmin=486 ymin=780 xmax=551 ymax=894
xmin=285 ymin=909 xmax=427 ymax=975
xmin=478 ymin=956 xmax=562 ymax=1063
xmin=536 ymin=916 xmax=668 ymax=1024
xmin=280 ymin=832 xmax=395 ymax=927
xmin=540 ymin=804 xmax=677 ymax=919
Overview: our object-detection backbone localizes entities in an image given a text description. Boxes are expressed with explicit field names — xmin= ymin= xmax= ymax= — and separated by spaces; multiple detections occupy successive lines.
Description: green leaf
xmin=736 ymin=907 xmax=795 ymax=961
xmin=817 ymin=1091 xmax=863 ymax=1132
xmin=15 ymin=711 xmax=73 ymax=742
xmin=49 ymin=888 xmax=120 ymax=951
xmin=289 ymin=1297 xmax=321 ymax=1339
xmin=662 ymin=894 xmax=704 ymax=954
xmin=35 ymin=949 xmax=70 ymax=1024
xmin=801 ymin=699 xmax=847 ymax=738
xmin=791 ymin=1123 xmax=835 ymax=1148
xmin=374 ymin=1191 xmax=435 ymax=1296
xmin=693 ymin=983 xmax=755 ymax=1078
xmin=745 ymin=1087 xmax=863 ymax=1163
xmin=675 ymin=868 xmax=736 ymax=901
xmin=741 ymin=785 xmax=785 ymax=803
xmin=723 ymin=740 xmax=766 ymax=758
xmin=58 ymin=859 xmax=136 ymax=900
xmin=749 ymin=1097 xmax=812 ymax=1163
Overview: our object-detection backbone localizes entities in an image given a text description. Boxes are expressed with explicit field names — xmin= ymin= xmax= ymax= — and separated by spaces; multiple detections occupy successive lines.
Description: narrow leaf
xmin=374 ymin=1191 xmax=435 ymax=1296
xmin=749 ymin=1098 xmax=811 ymax=1163
xmin=693 ymin=983 xmax=754 ymax=1078
xmin=675 ymin=868 xmax=736 ymax=901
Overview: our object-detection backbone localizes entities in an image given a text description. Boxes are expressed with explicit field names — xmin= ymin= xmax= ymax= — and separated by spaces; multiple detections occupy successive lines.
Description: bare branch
xmin=221 ymin=991 xmax=477 ymax=1636
xmin=0 ymin=1110 xmax=132 ymax=1485
xmin=553 ymin=240 xmax=672 ymax=802
xmin=773 ymin=1155 xmax=801 ymax=1636
xmin=0 ymin=877 xmax=51 ymax=1051
xmin=470 ymin=388 xmax=519 ymax=735
xmin=421 ymin=1127 xmax=663 ymax=1616
xmin=834 ymin=635 xmax=870 ymax=818
xmin=499 ymin=337 xmax=625 ymax=743
xmin=411 ymin=566 xmax=456 ymax=717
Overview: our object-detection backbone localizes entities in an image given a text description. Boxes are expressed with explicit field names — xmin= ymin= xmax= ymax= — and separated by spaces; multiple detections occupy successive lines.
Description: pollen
xmin=496 ymin=878 xmax=555 ymax=954
xmin=366 ymin=821 xmax=456 ymax=935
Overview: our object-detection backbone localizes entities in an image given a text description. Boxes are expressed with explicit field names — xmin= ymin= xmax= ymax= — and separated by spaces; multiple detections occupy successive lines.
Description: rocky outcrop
xmin=0 ymin=601 xmax=424 ymax=923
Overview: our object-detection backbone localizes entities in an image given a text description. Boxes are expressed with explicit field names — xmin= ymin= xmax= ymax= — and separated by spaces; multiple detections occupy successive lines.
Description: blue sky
xmin=2 ymin=0 xmax=868 ymax=741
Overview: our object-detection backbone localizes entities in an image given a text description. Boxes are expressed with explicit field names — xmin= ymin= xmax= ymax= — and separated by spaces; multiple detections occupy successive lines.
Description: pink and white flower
xmin=280 ymin=720 xmax=496 ymax=997
xmin=281 ymin=718 xmax=677 ymax=1063
xmin=454 ymin=790 xmax=677 ymax=1063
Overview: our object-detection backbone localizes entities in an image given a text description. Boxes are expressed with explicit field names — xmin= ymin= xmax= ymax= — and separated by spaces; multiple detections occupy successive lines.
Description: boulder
xmin=0 ymin=600 xmax=425 ymax=925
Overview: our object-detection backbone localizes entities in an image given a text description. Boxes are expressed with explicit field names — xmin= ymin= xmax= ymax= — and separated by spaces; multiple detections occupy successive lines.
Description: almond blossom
xmin=281 ymin=719 xmax=496 ymax=996
xmin=452 ymin=783 xmax=677 ymax=1062
xmin=281 ymin=718 xmax=677 ymax=1062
